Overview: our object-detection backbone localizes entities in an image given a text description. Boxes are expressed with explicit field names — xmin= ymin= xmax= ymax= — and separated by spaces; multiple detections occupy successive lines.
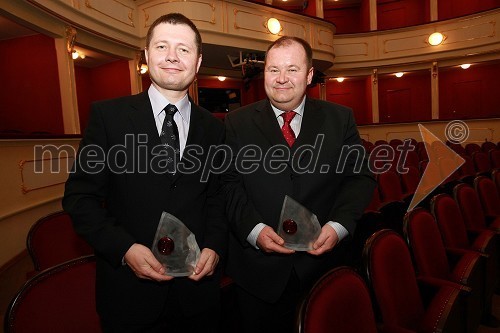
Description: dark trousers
xmin=100 ymin=282 xmax=220 ymax=333
xmin=235 ymin=270 xmax=305 ymax=333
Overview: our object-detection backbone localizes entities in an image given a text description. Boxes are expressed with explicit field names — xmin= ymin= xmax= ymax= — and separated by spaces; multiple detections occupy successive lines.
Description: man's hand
xmin=124 ymin=243 xmax=173 ymax=281
xmin=189 ymin=248 xmax=219 ymax=281
xmin=308 ymin=224 xmax=339 ymax=256
xmin=256 ymin=226 xmax=295 ymax=254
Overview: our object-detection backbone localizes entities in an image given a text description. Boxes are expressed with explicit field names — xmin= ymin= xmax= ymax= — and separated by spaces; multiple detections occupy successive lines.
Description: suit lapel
xmin=127 ymin=91 xmax=160 ymax=148
xmin=171 ymin=100 xmax=206 ymax=183
xmin=252 ymin=100 xmax=288 ymax=147
xmin=294 ymin=98 xmax=326 ymax=149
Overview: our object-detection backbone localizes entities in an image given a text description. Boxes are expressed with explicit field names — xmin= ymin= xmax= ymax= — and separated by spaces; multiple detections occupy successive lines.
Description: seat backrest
xmin=474 ymin=176 xmax=500 ymax=216
xmin=492 ymin=169 xmax=500 ymax=194
xmin=459 ymin=155 xmax=475 ymax=178
xmin=364 ymin=230 xmax=424 ymax=331
xmin=27 ymin=211 xmax=93 ymax=271
xmin=430 ymin=194 xmax=470 ymax=249
xmin=489 ymin=149 xmax=500 ymax=169
xmin=453 ymin=183 xmax=487 ymax=230
xmin=403 ymin=208 xmax=451 ymax=281
xmin=465 ymin=143 xmax=481 ymax=155
xmin=378 ymin=170 xmax=404 ymax=202
xmin=400 ymin=166 xmax=420 ymax=195
xmin=472 ymin=151 xmax=491 ymax=174
xmin=298 ymin=267 xmax=378 ymax=333
xmin=481 ymin=141 xmax=496 ymax=152
xmin=4 ymin=255 xmax=102 ymax=333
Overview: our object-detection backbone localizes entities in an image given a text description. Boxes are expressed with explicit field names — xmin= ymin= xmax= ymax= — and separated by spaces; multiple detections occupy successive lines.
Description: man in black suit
xmin=63 ymin=13 xmax=226 ymax=333
xmin=223 ymin=36 xmax=376 ymax=333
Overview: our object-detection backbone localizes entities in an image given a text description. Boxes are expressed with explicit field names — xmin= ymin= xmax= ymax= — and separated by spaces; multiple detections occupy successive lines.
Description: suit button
xmin=171 ymin=184 xmax=177 ymax=189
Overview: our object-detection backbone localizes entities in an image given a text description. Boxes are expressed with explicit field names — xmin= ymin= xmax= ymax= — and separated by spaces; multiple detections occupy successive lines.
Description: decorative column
xmin=369 ymin=0 xmax=377 ymax=31
xmin=430 ymin=0 xmax=438 ymax=21
xmin=316 ymin=0 xmax=324 ymax=19
xmin=431 ymin=62 xmax=439 ymax=119
xmin=129 ymin=52 xmax=143 ymax=95
xmin=371 ymin=69 xmax=379 ymax=123
xmin=319 ymin=82 xmax=326 ymax=100
xmin=55 ymin=26 xmax=80 ymax=134
xmin=189 ymin=78 xmax=199 ymax=105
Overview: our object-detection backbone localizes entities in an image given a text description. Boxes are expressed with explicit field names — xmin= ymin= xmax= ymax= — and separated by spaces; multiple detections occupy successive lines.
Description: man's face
xmin=264 ymin=42 xmax=313 ymax=111
xmin=145 ymin=23 xmax=202 ymax=96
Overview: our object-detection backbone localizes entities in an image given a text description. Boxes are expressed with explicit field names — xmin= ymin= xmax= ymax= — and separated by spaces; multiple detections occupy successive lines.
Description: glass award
xmin=151 ymin=212 xmax=200 ymax=277
xmin=277 ymin=196 xmax=322 ymax=251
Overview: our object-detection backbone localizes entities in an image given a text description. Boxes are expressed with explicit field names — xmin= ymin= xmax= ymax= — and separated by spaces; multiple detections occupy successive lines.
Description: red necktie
xmin=281 ymin=111 xmax=296 ymax=147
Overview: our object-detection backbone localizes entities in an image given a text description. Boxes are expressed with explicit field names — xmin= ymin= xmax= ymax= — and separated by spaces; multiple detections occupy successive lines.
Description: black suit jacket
xmin=63 ymin=91 xmax=226 ymax=322
xmin=223 ymin=98 xmax=376 ymax=302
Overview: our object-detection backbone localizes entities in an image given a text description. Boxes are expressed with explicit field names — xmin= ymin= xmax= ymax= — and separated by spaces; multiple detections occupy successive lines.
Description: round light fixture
xmin=336 ymin=77 xmax=345 ymax=83
xmin=267 ymin=18 xmax=281 ymax=35
xmin=217 ymin=76 xmax=227 ymax=82
xmin=460 ymin=64 xmax=471 ymax=69
xmin=72 ymin=50 xmax=79 ymax=60
xmin=395 ymin=72 xmax=404 ymax=78
xmin=139 ymin=64 xmax=148 ymax=75
xmin=428 ymin=32 xmax=444 ymax=46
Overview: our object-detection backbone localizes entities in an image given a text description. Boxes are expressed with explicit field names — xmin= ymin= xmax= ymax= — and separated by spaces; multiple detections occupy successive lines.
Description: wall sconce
xmin=460 ymin=64 xmax=471 ymax=69
xmin=395 ymin=72 xmax=404 ymax=78
xmin=428 ymin=32 xmax=445 ymax=46
xmin=137 ymin=50 xmax=148 ymax=75
xmin=217 ymin=76 xmax=227 ymax=82
xmin=336 ymin=77 xmax=345 ymax=83
xmin=266 ymin=18 xmax=282 ymax=35
xmin=72 ymin=50 xmax=85 ymax=60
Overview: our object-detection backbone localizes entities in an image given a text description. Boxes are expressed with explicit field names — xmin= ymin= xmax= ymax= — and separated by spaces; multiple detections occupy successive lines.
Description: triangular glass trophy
xmin=151 ymin=212 xmax=200 ymax=277
xmin=277 ymin=196 xmax=322 ymax=251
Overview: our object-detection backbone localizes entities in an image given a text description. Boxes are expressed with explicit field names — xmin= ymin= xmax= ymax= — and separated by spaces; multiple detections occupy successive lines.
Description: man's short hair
xmin=145 ymin=13 xmax=202 ymax=55
xmin=265 ymin=36 xmax=313 ymax=69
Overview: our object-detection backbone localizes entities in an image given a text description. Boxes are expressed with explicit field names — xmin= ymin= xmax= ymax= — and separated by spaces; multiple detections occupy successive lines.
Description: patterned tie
xmin=281 ymin=111 xmax=296 ymax=147
xmin=160 ymin=104 xmax=180 ymax=173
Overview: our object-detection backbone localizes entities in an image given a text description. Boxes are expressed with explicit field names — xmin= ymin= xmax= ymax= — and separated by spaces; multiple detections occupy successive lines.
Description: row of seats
xmin=299 ymin=176 xmax=500 ymax=332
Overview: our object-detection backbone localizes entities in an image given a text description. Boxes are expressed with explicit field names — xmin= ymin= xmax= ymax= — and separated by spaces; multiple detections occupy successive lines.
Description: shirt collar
xmin=270 ymin=96 xmax=306 ymax=119
xmin=148 ymin=85 xmax=190 ymax=123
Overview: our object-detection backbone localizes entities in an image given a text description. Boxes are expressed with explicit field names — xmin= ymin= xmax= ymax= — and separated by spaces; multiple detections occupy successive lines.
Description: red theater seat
xmin=27 ymin=211 xmax=93 ymax=272
xmin=297 ymin=267 xmax=378 ymax=333
xmin=4 ymin=255 xmax=102 ymax=333
xmin=364 ymin=230 xmax=466 ymax=333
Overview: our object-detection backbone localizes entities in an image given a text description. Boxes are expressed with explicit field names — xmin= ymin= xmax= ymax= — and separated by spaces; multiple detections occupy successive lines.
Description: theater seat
xmin=4 ymin=255 xmax=101 ymax=333
xmin=297 ymin=266 xmax=378 ymax=333
xmin=403 ymin=208 xmax=483 ymax=333
xmin=364 ymin=230 xmax=466 ymax=333
xmin=27 ymin=211 xmax=93 ymax=272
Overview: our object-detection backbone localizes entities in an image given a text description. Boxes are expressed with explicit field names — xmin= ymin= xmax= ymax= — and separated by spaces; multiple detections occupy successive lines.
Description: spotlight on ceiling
xmin=428 ymin=32 xmax=445 ymax=46
xmin=266 ymin=18 xmax=282 ymax=35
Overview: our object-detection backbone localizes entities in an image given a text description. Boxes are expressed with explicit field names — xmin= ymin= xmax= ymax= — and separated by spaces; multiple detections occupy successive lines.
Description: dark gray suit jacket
xmin=223 ymin=98 xmax=376 ymax=302
xmin=63 ymin=91 xmax=226 ymax=322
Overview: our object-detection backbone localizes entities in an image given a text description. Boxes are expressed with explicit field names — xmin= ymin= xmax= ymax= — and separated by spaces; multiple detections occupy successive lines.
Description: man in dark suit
xmin=63 ymin=13 xmax=226 ymax=333
xmin=223 ymin=36 xmax=376 ymax=333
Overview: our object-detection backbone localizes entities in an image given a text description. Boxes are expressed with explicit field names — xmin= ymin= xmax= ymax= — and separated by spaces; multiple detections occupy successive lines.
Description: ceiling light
xmin=395 ymin=72 xmax=404 ymax=78
xmin=428 ymin=32 xmax=444 ymax=46
xmin=460 ymin=64 xmax=471 ymax=69
xmin=72 ymin=50 xmax=79 ymax=60
xmin=267 ymin=18 xmax=282 ymax=35
xmin=217 ymin=76 xmax=227 ymax=82
xmin=79 ymin=53 xmax=85 ymax=59
xmin=336 ymin=77 xmax=345 ymax=83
